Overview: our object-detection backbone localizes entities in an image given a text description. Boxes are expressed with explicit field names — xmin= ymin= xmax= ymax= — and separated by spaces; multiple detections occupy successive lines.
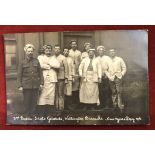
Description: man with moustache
xmin=38 ymin=45 xmax=60 ymax=115
xmin=17 ymin=44 xmax=44 ymax=115
xmin=79 ymin=49 xmax=102 ymax=110
xmin=104 ymin=49 xmax=127 ymax=112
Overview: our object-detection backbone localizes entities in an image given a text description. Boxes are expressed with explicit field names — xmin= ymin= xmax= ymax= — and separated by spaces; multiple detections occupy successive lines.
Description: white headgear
xmin=88 ymin=48 xmax=95 ymax=53
xmin=97 ymin=45 xmax=105 ymax=51
xmin=24 ymin=44 xmax=35 ymax=52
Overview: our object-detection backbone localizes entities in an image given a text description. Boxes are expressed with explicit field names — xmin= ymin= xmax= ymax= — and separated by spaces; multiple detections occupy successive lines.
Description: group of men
xmin=17 ymin=40 xmax=127 ymax=115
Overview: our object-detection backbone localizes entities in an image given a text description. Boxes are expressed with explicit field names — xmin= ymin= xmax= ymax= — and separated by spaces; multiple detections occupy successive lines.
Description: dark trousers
xmin=64 ymin=95 xmax=72 ymax=110
xmin=80 ymin=103 xmax=97 ymax=110
xmin=23 ymin=89 xmax=39 ymax=115
xmin=109 ymin=77 xmax=124 ymax=110
xmin=99 ymin=77 xmax=112 ymax=108
xmin=72 ymin=90 xmax=79 ymax=105
xmin=65 ymin=91 xmax=79 ymax=110
xmin=55 ymin=80 xmax=65 ymax=110
xmin=36 ymin=105 xmax=56 ymax=116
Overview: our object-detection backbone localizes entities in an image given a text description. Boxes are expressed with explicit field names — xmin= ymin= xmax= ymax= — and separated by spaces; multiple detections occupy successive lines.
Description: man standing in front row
xmin=38 ymin=45 xmax=60 ymax=114
xmin=96 ymin=46 xmax=112 ymax=109
xmin=79 ymin=49 xmax=102 ymax=110
xmin=104 ymin=49 xmax=127 ymax=112
xmin=17 ymin=44 xmax=44 ymax=115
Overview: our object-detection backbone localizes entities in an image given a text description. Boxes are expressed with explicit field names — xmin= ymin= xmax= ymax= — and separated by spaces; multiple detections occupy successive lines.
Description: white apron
xmin=80 ymin=71 xmax=99 ymax=104
xmin=38 ymin=75 xmax=56 ymax=106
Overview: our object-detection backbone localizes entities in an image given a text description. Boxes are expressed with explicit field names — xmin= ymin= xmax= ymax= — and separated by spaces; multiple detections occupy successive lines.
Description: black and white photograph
xmin=5 ymin=30 xmax=149 ymax=125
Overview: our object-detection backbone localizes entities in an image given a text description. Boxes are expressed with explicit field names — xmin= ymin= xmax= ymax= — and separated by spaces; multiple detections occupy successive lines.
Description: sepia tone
xmin=5 ymin=30 xmax=149 ymax=125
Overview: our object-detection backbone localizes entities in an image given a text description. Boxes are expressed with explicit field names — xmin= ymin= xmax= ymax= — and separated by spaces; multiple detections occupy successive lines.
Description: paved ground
xmin=6 ymin=78 xmax=149 ymax=125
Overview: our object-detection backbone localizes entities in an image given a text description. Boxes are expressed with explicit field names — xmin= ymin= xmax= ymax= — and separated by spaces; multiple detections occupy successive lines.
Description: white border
xmin=0 ymin=0 xmax=154 ymax=154
xmin=0 ymin=130 xmax=155 ymax=155
xmin=0 ymin=0 xmax=154 ymax=25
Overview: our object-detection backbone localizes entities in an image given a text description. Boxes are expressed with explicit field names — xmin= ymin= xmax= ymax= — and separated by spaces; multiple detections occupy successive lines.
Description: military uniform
xmin=17 ymin=57 xmax=44 ymax=115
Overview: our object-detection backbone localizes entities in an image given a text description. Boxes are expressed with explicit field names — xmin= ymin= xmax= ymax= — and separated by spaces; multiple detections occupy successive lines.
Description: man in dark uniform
xmin=17 ymin=44 xmax=44 ymax=115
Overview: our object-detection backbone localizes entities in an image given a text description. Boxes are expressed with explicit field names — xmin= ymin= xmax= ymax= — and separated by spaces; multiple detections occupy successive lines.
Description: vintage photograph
xmin=5 ymin=30 xmax=149 ymax=125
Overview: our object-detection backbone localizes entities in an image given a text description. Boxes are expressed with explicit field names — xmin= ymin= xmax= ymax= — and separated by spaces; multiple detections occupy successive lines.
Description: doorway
xmin=62 ymin=31 xmax=95 ymax=52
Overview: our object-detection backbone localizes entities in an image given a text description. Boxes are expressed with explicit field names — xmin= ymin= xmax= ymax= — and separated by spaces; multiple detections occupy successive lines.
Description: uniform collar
xmin=26 ymin=56 xmax=34 ymax=62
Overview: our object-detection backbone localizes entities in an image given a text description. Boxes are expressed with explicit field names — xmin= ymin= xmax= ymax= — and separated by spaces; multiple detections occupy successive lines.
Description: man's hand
xmin=80 ymin=76 xmax=85 ymax=81
xmin=40 ymin=85 xmax=43 ymax=89
xmin=98 ymin=78 xmax=102 ymax=83
xmin=108 ymin=76 xmax=113 ymax=81
xmin=18 ymin=87 xmax=23 ymax=91
xmin=121 ymin=72 xmax=124 ymax=77
xmin=65 ymin=78 xmax=68 ymax=84
xmin=39 ymin=85 xmax=43 ymax=91
xmin=97 ymin=102 xmax=100 ymax=106
xmin=51 ymin=67 xmax=59 ymax=72
xmin=72 ymin=77 xmax=75 ymax=83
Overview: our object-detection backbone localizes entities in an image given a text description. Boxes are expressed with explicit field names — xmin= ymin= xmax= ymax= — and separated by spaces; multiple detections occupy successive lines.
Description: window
xmin=4 ymin=34 xmax=17 ymax=72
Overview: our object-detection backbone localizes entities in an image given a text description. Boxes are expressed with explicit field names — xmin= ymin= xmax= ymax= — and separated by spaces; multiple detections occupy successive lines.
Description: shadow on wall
xmin=122 ymin=68 xmax=148 ymax=115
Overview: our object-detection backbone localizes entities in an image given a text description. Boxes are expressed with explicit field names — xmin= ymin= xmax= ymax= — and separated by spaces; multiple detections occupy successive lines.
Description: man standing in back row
xmin=63 ymin=48 xmax=75 ymax=110
xmin=68 ymin=40 xmax=81 ymax=109
xmin=54 ymin=45 xmax=68 ymax=110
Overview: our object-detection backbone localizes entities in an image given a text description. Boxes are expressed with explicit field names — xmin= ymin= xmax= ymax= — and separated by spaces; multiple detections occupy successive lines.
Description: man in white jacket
xmin=54 ymin=45 xmax=68 ymax=110
xmin=104 ymin=49 xmax=127 ymax=111
xmin=79 ymin=49 xmax=102 ymax=110
xmin=96 ymin=45 xmax=112 ymax=109
xmin=37 ymin=45 xmax=60 ymax=115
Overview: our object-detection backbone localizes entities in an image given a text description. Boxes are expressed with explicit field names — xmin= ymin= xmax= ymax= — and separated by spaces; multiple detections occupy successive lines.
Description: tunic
xmin=96 ymin=55 xmax=111 ymax=77
xmin=104 ymin=56 xmax=127 ymax=109
xmin=69 ymin=49 xmax=81 ymax=91
xmin=17 ymin=57 xmax=44 ymax=114
xmin=17 ymin=57 xmax=44 ymax=89
xmin=104 ymin=56 xmax=127 ymax=81
xmin=55 ymin=54 xmax=68 ymax=110
xmin=96 ymin=55 xmax=112 ymax=107
xmin=64 ymin=56 xmax=75 ymax=96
